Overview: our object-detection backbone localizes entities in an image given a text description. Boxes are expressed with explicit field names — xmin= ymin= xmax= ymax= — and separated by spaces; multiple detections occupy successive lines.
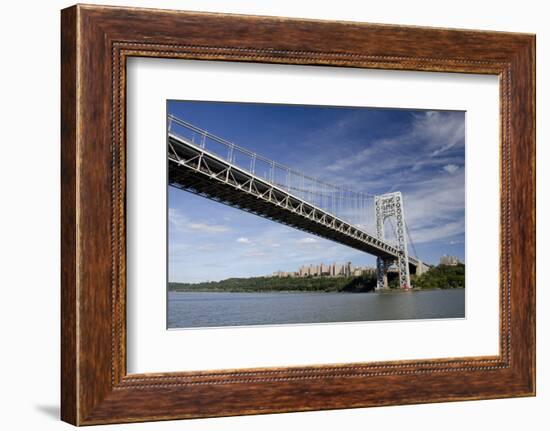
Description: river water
xmin=167 ymin=289 xmax=465 ymax=329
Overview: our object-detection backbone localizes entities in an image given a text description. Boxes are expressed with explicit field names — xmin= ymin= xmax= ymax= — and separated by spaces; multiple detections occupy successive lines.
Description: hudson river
xmin=167 ymin=289 xmax=465 ymax=329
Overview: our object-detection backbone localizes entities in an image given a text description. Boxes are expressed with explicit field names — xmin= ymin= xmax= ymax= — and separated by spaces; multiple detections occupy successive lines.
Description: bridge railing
xmin=168 ymin=114 xmax=375 ymax=230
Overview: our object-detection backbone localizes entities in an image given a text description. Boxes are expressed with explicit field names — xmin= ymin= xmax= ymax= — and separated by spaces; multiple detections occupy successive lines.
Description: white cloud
xmin=297 ymin=237 xmax=318 ymax=244
xmin=299 ymin=111 xmax=466 ymax=247
xmin=243 ymin=250 xmax=267 ymax=258
xmin=313 ymin=111 xmax=465 ymax=193
xmin=443 ymin=164 xmax=460 ymax=174
xmin=197 ymin=244 xmax=216 ymax=251
xmin=188 ymin=222 xmax=228 ymax=233
xmin=237 ymin=237 xmax=251 ymax=244
xmin=169 ymin=208 xmax=229 ymax=234
xmin=408 ymin=220 xmax=465 ymax=244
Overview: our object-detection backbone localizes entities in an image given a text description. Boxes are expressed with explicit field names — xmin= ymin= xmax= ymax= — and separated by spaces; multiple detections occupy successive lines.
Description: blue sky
xmin=167 ymin=101 xmax=465 ymax=283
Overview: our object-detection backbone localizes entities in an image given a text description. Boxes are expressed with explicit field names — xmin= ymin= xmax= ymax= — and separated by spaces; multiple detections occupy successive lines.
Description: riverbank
xmin=169 ymin=264 xmax=465 ymax=293
xmin=168 ymin=285 xmax=465 ymax=293
xmin=377 ymin=286 xmax=465 ymax=293
xmin=169 ymin=273 xmax=377 ymax=293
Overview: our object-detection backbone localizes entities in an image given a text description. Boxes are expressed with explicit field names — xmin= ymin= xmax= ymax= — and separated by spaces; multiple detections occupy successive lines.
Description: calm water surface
xmin=168 ymin=289 xmax=465 ymax=329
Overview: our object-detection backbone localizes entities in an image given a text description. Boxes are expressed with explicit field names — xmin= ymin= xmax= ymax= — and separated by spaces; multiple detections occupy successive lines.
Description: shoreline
xmin=169 ymin=287 xmax=465 ymax=294
xmin=169 ymin=264 xmax=465 ymax=293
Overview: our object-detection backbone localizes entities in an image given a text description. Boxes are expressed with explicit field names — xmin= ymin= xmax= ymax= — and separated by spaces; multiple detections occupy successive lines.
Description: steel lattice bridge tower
xmin=375 ymin=192 xmax=411 ymax=290
xmin=167 ymin=115 xmax=428 ymax=289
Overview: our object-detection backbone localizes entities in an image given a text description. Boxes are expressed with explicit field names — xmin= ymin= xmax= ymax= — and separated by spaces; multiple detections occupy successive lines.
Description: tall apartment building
xmin=293 ymin=262 xmax=375 ymax=278
xmin=440 ymin=255 xmax=461 ymax=266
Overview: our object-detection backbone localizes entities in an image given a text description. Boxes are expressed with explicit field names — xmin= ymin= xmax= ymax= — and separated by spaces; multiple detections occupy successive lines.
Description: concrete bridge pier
xmin=415 ymin=262 xmax=429 ymax=276
xmin=376 ymin=257 xmax=390 ymax=290
xmin=396 ymin=251 xmax=412 ymax=290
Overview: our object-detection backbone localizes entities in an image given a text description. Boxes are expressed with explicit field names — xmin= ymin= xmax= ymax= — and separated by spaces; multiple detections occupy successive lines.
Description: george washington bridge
xmin=167 ymin=114 xmax=429 ymax=290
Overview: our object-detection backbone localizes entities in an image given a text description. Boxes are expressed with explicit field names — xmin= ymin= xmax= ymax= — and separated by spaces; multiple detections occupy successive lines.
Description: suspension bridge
xmin=167 ymin=114 xmax=429 ymax=290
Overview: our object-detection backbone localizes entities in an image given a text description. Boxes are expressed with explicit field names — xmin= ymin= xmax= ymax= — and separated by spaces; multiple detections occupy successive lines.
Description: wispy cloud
xmin=197 ymin=244 xmax=217 ymax=252
xmin=409 ymin=220 xmax=464 ymax=244
xmin=243 ymin=250 xmax=268 ymax=258
xmin=169 ymin=208 xmax=230 ymax=234
xmin=443 ymin=164 xmax=460 ymax=174
xmin=297 ymin=237 xmax=318 ymax=244
xmin=188 ymin=222 xmax=229 ymax=233
xmin=291 ymin=111 xmax=465 ymax=246
xmin=319 ymin=111 xmax=464 ymax=186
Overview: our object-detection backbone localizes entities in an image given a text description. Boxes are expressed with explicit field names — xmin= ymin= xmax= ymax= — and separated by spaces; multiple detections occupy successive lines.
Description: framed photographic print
xmin=61 ymin=4 xmax=535 ymax=425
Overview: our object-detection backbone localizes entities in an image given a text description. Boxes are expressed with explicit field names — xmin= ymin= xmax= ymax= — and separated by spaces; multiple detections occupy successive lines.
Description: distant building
xmin=272 ymin=270 xmax=297 ymax=278
xmin=440 ymin=255 xmax=461 ymax=266
xmin=351 ymin=266 xmax=376 ymax=276
xmin=344 ymin=261 xmax=352 ymax=277
xmin=286 ymin=261 xmax=375 ymax=278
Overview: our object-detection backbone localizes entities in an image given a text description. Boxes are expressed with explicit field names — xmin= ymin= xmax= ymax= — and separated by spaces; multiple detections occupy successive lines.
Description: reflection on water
xmin=167 ymin=289 xmax=465 ymax=329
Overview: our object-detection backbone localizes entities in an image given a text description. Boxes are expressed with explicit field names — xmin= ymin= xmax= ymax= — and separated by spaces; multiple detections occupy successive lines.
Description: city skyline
xmin=168 ymin=101 xmax=465 ymax=283
xmin=274 ymin=261 xmax=370 ymax=279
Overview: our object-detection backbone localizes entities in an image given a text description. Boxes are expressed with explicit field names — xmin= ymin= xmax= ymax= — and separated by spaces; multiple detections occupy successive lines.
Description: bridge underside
xmin=168 ymin=134 xmax=422 ymax=272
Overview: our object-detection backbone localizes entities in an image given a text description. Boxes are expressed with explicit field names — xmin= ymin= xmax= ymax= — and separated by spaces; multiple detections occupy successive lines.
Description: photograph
xmin=167 ymin=101 xmax=466 ymax=328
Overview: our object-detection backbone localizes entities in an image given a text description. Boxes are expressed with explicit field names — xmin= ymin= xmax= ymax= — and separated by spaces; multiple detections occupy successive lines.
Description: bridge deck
xmin=168 ymin=133 xmax=421 ymax=268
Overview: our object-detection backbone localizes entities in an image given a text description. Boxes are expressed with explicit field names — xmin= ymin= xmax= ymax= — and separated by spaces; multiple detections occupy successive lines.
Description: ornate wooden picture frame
xmin=61 ymin=4 xmax=535 ymax=425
